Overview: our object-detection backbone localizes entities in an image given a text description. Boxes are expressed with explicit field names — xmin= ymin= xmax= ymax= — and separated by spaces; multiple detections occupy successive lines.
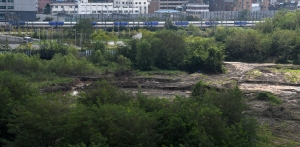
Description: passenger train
xmin=2 ymin=21 xmax=261 ymax=28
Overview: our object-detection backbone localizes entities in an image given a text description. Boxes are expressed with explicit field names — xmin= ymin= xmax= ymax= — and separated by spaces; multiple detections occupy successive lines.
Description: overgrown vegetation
xmin=255 ymin=92 xmax=282 ymax=105
xmin=0 ymin=76 xmax=259 ymax=146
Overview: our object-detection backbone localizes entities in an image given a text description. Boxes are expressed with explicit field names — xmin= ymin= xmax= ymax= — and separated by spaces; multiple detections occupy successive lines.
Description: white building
xmin=114 ymin=0 xmax=148 ymax=14
xmin=51 ymin=0 xmax=146 ymax=14
xmin=50 ymin=3 xmax=78 ymax=14
xmin=185 ymin=3 xmax=209 ymax=14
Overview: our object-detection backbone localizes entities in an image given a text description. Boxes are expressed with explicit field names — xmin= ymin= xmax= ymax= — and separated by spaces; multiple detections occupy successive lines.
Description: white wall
xmin=114 ymin=0 xmax=148 ymax=14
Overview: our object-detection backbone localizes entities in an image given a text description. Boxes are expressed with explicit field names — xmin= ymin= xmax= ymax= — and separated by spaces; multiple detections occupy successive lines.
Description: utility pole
xmin=73 ymin=29 xmax=76 ymax=46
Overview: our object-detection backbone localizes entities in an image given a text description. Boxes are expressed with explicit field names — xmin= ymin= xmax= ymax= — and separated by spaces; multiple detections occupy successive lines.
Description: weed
xmin=255 ymin=92 xmax=282 ymax=105
xmin=283 ymin=69 xmax=300 ymax=83
xmin=136 ymin=70 xmax=185 ymax=76
xmin=246 ymin=69 xmax=262 ymax=78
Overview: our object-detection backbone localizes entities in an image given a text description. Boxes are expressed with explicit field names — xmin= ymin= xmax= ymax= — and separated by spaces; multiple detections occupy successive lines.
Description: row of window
xmin=0 ymin=6 xmax=13 ymax=9
xmin=81 ymin=5 xmax=112 ymax=7
xmin=0 ymin=0 xmax=13 ymax=2
xmin=52 ymin=6 xmax=78 ymax=8
xmin=52 ymin=11 xmax=78 ymax=13
xmin=52 ymin=6 xmax=147 ymax=9
xmin=52 ymin=10 xmax=145 ymax=14
xmin=116 ymin=2 xmax=146 ymax=5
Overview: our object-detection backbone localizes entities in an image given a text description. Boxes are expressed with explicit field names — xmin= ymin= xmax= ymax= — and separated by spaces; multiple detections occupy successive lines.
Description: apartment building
xmin=0 ymin=0 xmax=36 ymax=22
xmin=234 ymin=0 xmax=252 ymax=11
xmin=185 ymin=3 xmax=209 ymax=14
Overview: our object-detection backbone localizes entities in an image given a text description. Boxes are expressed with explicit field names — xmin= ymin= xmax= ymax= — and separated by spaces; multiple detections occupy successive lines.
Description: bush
xmin=256 ymin=92 xmax=282 ymax=105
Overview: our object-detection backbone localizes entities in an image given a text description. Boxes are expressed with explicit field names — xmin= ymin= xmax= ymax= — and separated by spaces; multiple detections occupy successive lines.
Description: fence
xmin=66 ymin=10 xmax=278 ymax=22
xmin=0 ymin=49 xmax=94 ymax=59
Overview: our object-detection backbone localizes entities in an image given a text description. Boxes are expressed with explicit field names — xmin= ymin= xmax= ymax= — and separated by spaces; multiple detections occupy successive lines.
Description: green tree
xmin=7 ymin=94 xmax=72 ymax=147
xmin=43 ymin=3 xmax=51 ymax=14
xmin=73 ymin=19 xmax=94 ymax=44
xmin=0 ymin=71 xmax=37 ymax=146
xmin=66 ymin=104 xmax=156 ymax=147
xmin=136 ymin=40 xmax=153 ymax=70
xmin=90 ymin=29 xmax=112 ymax=43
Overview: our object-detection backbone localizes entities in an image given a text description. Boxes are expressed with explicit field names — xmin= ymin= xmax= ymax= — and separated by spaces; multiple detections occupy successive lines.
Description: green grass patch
xmin=36 ymin=77 xmax=73 ymax=88
xmin=257 ymin=124 xmax=300 ymax=147
xmin=282 ymin=69 xmax=300 ymax=83
xmin=255 ymin=92 xmax=282 ymax=105
xmin=22 ymin=72 xmax=73 ymax=88
xmin=269 ymin=66 xmax=300 ymax=83
xmin=246 ymin=69 xmax=262 ymax=78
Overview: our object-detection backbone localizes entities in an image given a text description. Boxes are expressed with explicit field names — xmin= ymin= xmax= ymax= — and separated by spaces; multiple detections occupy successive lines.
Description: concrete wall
xmin=0 ymin=35 xmax=24 ymax=44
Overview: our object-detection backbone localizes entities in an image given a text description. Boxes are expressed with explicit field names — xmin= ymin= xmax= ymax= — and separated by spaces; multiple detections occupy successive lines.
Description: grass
xmin=22 ymin=72 xmax=73 ymax=88
xmin=257 ymin=124 xmax=300 ymax=147
xmin=135 ymin=70 xmax=185 ymax=76
xmin=269 ymin=65 xmax=300 ymax=83
xmin=36 ymin=77 xmax=73 ymax=88
xmin=246 ymin=69 xmax=262 ymax=78
xmin=282 ymin=69 xmax=300 ymax=83
xmin=255 ymin=92 xmax=282 ymax=105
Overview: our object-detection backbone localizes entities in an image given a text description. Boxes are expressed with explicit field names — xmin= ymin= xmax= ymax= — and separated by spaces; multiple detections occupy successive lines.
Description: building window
xmin=55 ymin=6 xmax=58 ymax=8
xmin=75 ymin=6 xmax=78 ymax=8
xmin=0 ymin=0 xmax=5 ymax=2
xmin=61 ymin=6 xmax=63 ymax=8
xmin=0 ymin=6 xmax=6 ymax=9
xmin=69 ymin=6 xmax=72 ymax=8
xmin=92 ymin=11 xmax=96 ymax=13
xmin=139 ymin=2 xmax=141 ymax=4
xmin=7 ymin=6 xmax=13 ymax=9
xmin=122 ymin=2 xmax=124 ymax=4
xmin=135 ymin=2 xmax=137 ymax=4
xmin=144 ymin=2 xmax=146 ymax=4
xmin=8 ymin=0 xmax=13 ymax=2
xmin=126 ymin=2 xmax=128 ymax=4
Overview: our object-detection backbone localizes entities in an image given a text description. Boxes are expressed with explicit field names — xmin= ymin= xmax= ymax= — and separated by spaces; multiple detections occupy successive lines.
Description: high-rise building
xmin=0 ymin=0 xmax=36 ymax=22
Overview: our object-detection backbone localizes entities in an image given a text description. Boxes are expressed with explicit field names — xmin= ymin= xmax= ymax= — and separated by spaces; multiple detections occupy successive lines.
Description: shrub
xmin=256 ymin=92 xmax=282 ymax=105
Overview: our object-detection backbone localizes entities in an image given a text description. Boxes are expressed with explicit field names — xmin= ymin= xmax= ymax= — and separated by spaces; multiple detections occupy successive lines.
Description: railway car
xmin=4 ymin=20 xmax=262 ymax=28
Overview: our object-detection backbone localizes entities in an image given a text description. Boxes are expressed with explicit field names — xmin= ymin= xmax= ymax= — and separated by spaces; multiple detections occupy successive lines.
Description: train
xmin=1 ymin=20 xmax=261 ymax=28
